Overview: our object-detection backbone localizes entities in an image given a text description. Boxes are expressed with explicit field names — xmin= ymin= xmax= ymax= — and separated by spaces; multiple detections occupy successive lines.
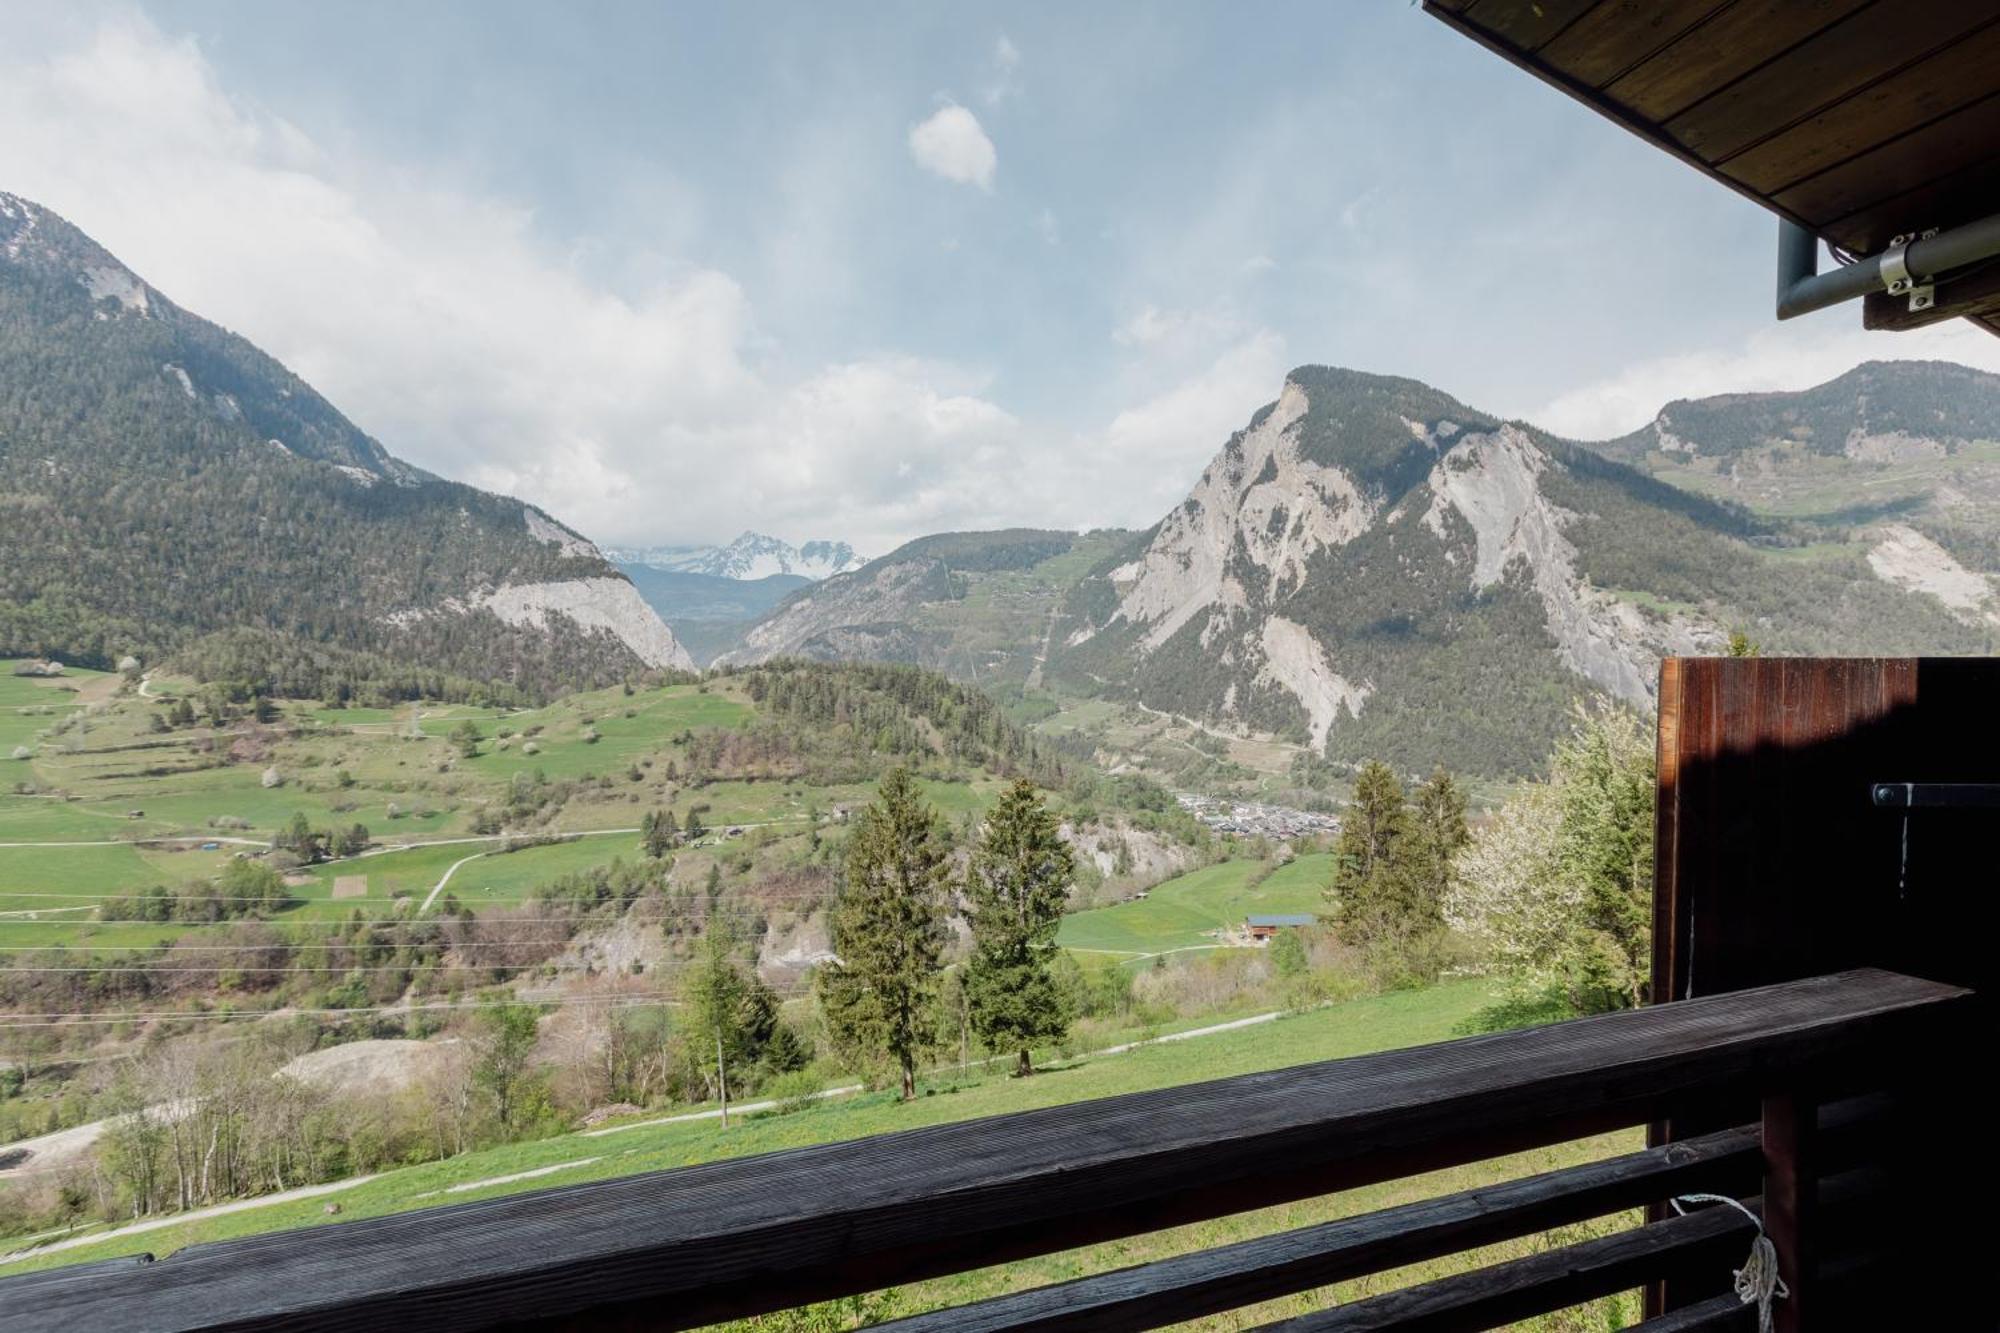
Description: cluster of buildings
xmin=1174 ymin=792 xmax=1341 ymax=842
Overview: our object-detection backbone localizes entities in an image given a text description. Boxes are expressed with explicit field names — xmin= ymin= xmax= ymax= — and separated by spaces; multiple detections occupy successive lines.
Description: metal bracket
xmin=1870 ymin=782 xmax=2000 ymax=809
xmin=1884 ymin=230 xmax=1939 ymax=311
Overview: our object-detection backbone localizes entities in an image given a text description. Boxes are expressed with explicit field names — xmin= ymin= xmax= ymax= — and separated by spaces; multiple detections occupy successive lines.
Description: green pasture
xmin=0 ymin=843 xmax=234 ymax=914
xmin=1058 ymin=854 xmax=1333 ymax=956
xmin=2 ymin=980 xmax=1643 ymax=1324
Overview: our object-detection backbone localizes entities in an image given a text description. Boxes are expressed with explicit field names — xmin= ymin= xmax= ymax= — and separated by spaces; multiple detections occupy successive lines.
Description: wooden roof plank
xmin=1539 ymin=0 xmax=1734 ymax=91
xmin=1818 ymin=148 xmax=2000 ymax=253
xmin=1461 ymin=0 xmax=1603 ymax=52
xmin=1604 ymin=0 xmax=1873 ymax=125
xmin=1773 ymin=92 xmax=2000 ymax=228
xmin=0 ymin=969 xmax=1966 ymax=1333
xmin=1662 ymin=0 xmax=2000 ymax=163
xmin=1721 ymin=20 xmax=2000 ymax=193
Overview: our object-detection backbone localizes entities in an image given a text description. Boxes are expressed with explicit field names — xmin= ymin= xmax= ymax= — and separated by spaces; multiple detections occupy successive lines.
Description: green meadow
xmin=0 ymin=980 xmax=1641 ymax=1327
xmin=1058 ymin=853 xmax=1334 ymax=956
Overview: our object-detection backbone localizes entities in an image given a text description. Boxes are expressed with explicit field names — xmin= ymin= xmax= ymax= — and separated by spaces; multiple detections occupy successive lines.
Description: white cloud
xmin=1527 ymin=318 xmax=2000 ymax=441
xmin=0 ymin=16 xmax=1277 ymax=555
xmin=1112 ymin=303 xmax=1246 ymax=354
xmin=984 ymin=35 xmax=1023 ymax=106
xmin=1099 ymin=331 xmax=1290 ymax=514
xmin=907 ymin=103 xmax=996 ymax=191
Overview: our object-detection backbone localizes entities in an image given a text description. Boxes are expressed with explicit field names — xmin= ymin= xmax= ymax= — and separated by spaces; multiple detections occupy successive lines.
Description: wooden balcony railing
xmin=0 ymin=968 xmax=1967 ymax=1332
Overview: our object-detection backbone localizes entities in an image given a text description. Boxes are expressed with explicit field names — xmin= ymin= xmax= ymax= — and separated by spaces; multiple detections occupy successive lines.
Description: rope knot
xmin=1671 ymin=1193 xmax=1790 ymax=1333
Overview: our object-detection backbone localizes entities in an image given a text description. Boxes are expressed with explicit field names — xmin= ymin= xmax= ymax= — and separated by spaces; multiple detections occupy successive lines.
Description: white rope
xmin=1672 ymin=1193 xmax=1790 ymax=1333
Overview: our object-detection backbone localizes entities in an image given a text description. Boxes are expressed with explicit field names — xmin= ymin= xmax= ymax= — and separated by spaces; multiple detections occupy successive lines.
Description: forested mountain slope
xmin=0 ymin=190 xmax=690 ymax=699
xmin=1043 ymin=366 xmax=1989 ymax=775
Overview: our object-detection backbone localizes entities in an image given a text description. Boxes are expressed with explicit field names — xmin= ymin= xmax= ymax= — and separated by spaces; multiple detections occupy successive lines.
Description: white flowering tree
xmin=1448 ymin=700 xmax=1655 ymax=1013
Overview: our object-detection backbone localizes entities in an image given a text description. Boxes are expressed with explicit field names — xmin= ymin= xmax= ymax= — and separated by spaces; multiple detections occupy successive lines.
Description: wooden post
xmin=1761 ymin=1090 xmax=1815 ymax=1333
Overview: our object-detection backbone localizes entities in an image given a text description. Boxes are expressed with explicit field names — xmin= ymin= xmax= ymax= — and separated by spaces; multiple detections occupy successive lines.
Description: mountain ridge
xmin=608 ymin=532 xmax=866 ymax=581
xmin=0 ymin=190 xmax=693 ymax=694
xmin=719 ymin=361 xmax=1999 ymax=774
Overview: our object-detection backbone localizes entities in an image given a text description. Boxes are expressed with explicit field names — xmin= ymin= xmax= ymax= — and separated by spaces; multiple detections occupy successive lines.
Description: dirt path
xmin=1026 ymin=602 xmax=1062 ymax=690
xmin=0 ymin=1004 xmax=1294 ymax=1265
xmin=0 ymin=1174 xmax=380 ymax=1264
xmin=418 ymin=852 xmax=490 ymax=913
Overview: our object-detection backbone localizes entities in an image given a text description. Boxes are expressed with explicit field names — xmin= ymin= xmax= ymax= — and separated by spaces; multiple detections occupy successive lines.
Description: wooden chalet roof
xmin=1423 ymin=0 xmax=2000 ymax=338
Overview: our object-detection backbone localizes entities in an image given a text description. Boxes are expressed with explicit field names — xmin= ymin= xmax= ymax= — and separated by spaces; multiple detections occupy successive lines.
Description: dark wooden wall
xmin=1650 ymin=657 xmax=1994 ymax=1324
xmin=1654 ymin=656 xmax=1997 ymax=1005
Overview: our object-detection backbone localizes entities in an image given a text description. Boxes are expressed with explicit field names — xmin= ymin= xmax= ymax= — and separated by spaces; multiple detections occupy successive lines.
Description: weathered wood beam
xmin=0 ymin=969 xmax=1963 ymax=1333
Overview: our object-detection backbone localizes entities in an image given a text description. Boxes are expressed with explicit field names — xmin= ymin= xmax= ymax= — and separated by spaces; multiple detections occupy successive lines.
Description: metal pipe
xmin=1777 ymin=210 xmax=2000 ymax=320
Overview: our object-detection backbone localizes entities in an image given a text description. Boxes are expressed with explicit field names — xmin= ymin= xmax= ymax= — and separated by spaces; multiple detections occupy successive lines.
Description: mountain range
xmin=0 ymin=191 xmax=691 ymax=699
xmin=723 ymin=363 xmax=2000 ymax=775
xmin=608 ymin=533 xmax=866 ymax=581
xmin=11 ymin=184 xmax=1999 ymax=772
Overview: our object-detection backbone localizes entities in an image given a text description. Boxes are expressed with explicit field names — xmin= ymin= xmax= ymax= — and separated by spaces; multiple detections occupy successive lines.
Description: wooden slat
xmin=1721 ymin=22 xmax=2000 ymax=192
xmin=1662 ymin=1 xmax=1997 ymax=163
xmin=1538 ymin=0 xmax=1730 ymax=91
xmin=0 ymin=970 xmax=1964 ymax=1333
xmin=1775 ymin=92 xmax=2000 ymax=226
xmin=1460 ymin=0 xmax=1602 ymax=51
xmin=1250 ymin=1204 xmax=1755 ymax=1332
xmin=1604 ymin=0 xmax=1873 ymax=124
xmin=1631 ymin=1293 xmax=1756 ymax=1331
xmin=877 ymin=1126 xmax=1762 ymax=1332
xmin=1832 ymin=150 xmax=2000 ymax=253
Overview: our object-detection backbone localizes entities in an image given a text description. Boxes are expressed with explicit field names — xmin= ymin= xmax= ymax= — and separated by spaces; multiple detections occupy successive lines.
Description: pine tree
xmin=641 ymin=808 xmax=679 ymax=859
xmin=819 ymin=768 xmax=951 ymax=1099
xmin=1329 ymin=760 xmax=1409 ymax=938
xmin=963 ymin=779 xmax=1075 ymax=1076
xmin=1403 ymin=767 xmax=1469 ymax=933
xmin=686 ymin=920 xmax=749 ymax=1127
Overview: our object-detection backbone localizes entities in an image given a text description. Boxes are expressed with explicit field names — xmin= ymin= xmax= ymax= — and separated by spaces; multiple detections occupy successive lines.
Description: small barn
xmin=1244 ymin=913 xmax=1314 ymax=942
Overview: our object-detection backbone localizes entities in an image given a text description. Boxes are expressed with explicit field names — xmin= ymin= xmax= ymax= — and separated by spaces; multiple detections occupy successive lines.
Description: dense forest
xmin=0 ymin=191 xmax=671 ymax=700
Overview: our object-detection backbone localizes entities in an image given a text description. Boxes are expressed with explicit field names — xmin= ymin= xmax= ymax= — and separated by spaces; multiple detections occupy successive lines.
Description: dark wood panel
xmin=1826 ymin=149 xmax=2000 ymax=253
xmin=1721 ymin=22 xmax=2000 ymax=192
xmin=0 ymin=971 xmax=1963 ymax=1333
xmin=1632 ymin=1293 xmax=1757 ymax=1331
xmin=1539 ymin=0 xmax=1732 ymax=91
xmin=1251 ymin=1205 xmax=1754 ymax=1332
xmin=1604 ymin=0 xmax=1872 ymax=124
xmin=1662 ymin=0 xmax=1996 ymax=163
xmin=877 ymin=1126 xmax=1762 ymax=1332
xmin=1775 ymin=93 xmax=2000 ymax=228
xmin=1462 ymin=0 xmax=1602 ymax=51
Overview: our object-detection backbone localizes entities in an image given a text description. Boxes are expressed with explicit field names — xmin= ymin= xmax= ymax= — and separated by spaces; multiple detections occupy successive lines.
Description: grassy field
xmin=1058 ymin=853 xmax=1333 ymax=956
xmin=0 ymin=979 xmax=1643 ymax=1327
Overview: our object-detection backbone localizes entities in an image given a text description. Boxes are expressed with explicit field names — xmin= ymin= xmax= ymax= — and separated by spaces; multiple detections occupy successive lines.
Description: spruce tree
xmin=819 ymin=768 xmax=950 ymax=1099
xmin=641 ymin=808 xmax=679 ymax=859
xmin=1329 ymin=760 xmax=1409 ymax=938
xmin=963 ymin=779 xmax=1075 ymax=1076
xmin=686 ymin=921 xmax=748 ymax=1127
xmin=1404 ymin=767 xmax=1469 ymax=933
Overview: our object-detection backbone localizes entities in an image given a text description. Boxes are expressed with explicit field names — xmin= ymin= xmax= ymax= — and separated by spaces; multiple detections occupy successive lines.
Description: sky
xmin=4 ymin=2 xmax=1999 ymax=555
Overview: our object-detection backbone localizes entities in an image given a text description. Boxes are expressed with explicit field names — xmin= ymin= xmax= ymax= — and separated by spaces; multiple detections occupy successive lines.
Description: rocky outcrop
xmin=474 ymin=578 xmax=695 ymax=670
xmin=1053 ymin=367 xmax=1746 ymax=770
xmin=720 ymin=556 xmax=954 ymax=665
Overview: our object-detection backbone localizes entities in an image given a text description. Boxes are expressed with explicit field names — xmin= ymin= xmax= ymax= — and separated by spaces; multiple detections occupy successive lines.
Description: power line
xmin=0 ymin=957 xmax=790 ymax=974
xmin=0 ymin=990 xmax=814 ymax=1029
xmin=0 ymin=941 xmax=592 ymax=951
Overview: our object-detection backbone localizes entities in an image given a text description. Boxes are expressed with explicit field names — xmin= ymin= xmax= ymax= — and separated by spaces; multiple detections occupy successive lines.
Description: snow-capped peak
xmin=609 ymin=532 xmax=867 ymax=581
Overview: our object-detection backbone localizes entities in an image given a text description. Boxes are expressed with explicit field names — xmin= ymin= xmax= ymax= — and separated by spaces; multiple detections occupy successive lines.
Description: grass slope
xmin=1058 ymin=853 xmax=1333 ymax=956
xmin=0 ymin=979 xmax=1645 ymax=1329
